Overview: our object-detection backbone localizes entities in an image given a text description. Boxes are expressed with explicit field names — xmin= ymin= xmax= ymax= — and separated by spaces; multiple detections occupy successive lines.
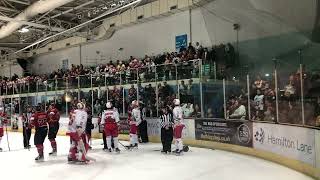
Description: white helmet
xmin=0 ymin=107 xmax=3 ymax=112
xmin=173 ymin=99 xmax=180 ymax=106
xmin=77 ymin=102 xmax=84 ymax=109
xmin=131 ymin=100 xmax=138 ymax=106
xmin=106 ymin=102 xmax=112 ymax=109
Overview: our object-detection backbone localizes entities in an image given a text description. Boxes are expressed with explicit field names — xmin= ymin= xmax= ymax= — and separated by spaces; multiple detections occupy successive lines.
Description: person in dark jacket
xmin=85 ymin=105 xmax=94 ymax=149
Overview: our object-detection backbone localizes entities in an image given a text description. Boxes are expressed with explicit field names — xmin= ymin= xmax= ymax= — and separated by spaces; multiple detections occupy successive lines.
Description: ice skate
xmin=175 ymin=150 xmax=183 ymax=156
xmin=35 ymin=155 xmax=44 ymax=162
xmin=67 ymin=157 xmax=76 ymax=164
xmin=133 ymin=143 xmax=138 ymax=149
xmin=49 ymin=149 xmax=57 ymax=156
xmin=115 ymin=148 xmax=121 ymax=154
xmin=0 ymin=147 xmax=2 ymax=152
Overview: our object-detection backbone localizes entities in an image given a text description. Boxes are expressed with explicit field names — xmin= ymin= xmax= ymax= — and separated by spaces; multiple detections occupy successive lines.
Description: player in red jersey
xmin=47 ymin=103 xmax=60 ymax=156
xmin=101 ymin=102 xmax=120 ymax=153
xmin=30 ymin=106 xmax=48 ymax=161
xmin=0 ymin=107 xmax=8 ymax=152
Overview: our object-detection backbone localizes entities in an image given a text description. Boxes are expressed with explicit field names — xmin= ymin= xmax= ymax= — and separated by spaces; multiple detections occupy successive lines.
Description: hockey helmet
xmin=0 ymin=107 xmax=3 ymax=112
xmin=173 ymin=99 xmax=180 ymax=106
xmin=35 ymin=105 xmax=42 ymax=112
xmin=77 ymin=102 xmax=84 ymax=109
xmin=106 ymin=102 xmax=112 ymax=109
xmin=131 ymin=100 xmax=139 ymax=107
xmin=49 ymin=103 xmax=55 ymax=108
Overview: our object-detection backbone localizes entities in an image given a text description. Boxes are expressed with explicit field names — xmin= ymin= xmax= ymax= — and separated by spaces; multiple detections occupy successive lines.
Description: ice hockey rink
xmin=0 ymin=132 xmax=313 ymax=180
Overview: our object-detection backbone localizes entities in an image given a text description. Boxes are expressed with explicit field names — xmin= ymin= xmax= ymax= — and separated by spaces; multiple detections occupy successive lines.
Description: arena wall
xmin=29 ymin=0 xmax=319 ymax=75
xmin=31 ymin=46 xmax=81 ymax=75
xmin=0 ymin=64 xmax=23 ymax=77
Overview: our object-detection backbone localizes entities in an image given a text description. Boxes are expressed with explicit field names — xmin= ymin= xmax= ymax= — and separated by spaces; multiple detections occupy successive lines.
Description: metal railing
xmin=1 ymin=54 xmax=320 ymax=129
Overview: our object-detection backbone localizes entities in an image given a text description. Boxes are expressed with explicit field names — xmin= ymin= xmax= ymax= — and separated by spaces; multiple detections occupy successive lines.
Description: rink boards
xmin=9 ymin=117 xmax=320 ymax=179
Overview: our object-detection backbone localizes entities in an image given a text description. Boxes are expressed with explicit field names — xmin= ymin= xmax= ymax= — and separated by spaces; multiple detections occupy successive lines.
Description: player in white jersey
xmin=101 ymin=102 xmax=121 ymax=153
xmin=173 ymin=99 xmax=185 ymax=155
xmin=129 ymin=100 xmax=142 ymax=149
xmin=172 ymin=99 xmax=185 ymax=156
xmin=67 ymin=102 xmax=89 ymax=163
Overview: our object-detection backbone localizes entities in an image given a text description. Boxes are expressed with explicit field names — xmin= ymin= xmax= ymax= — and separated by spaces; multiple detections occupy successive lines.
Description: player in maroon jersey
xmin=47 ymin=103 xmax=60 ymax=156
xmin=0 ymin=107 xmax=8 ymax=152
xmin=30 ymin=106 xmax=48 ymax=161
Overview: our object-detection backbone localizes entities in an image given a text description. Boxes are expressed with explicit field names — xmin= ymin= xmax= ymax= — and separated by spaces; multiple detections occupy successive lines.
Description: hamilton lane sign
xmin=253 ymin=123 xmax=316 ymax=166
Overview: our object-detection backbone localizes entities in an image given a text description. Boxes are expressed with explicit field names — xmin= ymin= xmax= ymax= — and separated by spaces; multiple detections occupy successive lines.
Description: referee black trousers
xmin=23 ymin=126 xmax=31 ymax=148
xmin=161 ymin=127 xmax=173 ymax=152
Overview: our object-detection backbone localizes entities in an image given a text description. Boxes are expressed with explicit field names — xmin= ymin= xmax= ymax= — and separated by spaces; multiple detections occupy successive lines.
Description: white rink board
xmin=147 ymin=118 xmax=195 ymax=139
xmin=253 ymin=123 xmax=316 ymax=166
xmin=316 ymin=130 xmax=320 ymax=168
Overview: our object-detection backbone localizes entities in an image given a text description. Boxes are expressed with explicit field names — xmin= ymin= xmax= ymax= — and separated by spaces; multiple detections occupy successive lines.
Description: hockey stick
xmin=118 ymin=141 xmax=131 ymax=150
xmin=5 ymin=125 xmax=10 ymax=151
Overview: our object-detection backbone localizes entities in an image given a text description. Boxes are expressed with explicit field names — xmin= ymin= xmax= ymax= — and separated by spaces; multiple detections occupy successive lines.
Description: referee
xmin=160 ymin=107 xmax=174 ymax=154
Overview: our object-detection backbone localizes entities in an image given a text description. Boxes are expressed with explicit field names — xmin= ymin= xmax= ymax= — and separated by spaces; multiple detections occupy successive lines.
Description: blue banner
xmin=175 ymin=34 xmax=187 ymax=51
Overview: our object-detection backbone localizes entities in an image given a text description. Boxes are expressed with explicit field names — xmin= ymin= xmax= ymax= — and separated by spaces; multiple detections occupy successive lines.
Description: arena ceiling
xmin=0 ymin=0 xmax=143 ymax=56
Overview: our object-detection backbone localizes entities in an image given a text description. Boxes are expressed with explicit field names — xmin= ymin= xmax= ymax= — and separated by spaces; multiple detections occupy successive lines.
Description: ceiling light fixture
xmin=18 ymin=27 xmax=29 ymax=33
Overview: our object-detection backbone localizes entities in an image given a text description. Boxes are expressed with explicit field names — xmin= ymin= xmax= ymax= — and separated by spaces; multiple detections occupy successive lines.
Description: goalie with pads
xmin=67 ymin=102 xmax=90 ymax=163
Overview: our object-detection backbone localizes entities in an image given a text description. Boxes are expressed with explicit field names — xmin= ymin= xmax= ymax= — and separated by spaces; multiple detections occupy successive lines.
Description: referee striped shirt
xmin=160 ymin=113 xmax=174 ymax=128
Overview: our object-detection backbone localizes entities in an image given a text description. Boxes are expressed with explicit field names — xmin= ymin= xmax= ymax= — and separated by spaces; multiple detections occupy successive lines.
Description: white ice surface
xmin=0 ymin=132 xmax=314 ymax=180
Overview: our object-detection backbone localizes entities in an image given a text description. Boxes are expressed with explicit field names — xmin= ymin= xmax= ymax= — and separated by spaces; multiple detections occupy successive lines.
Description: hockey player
xmin=172 ymin=99 xmax=185 ymax=156
xmin=0 ymin=107 xmax=8 ymax=152
xmin=129 ymin=100 xmax=141 ymax=149
xmin=22 ymin=106 xmax=32 ymax=149
xmin=30 ymin=106 xmax=48 ymax=161
xmin=67 ymin=102 xmax=89 ymax=163
xmin=47 ymin=103 xmax=60 ymax=156
xmin=101 ymin=102 xmax=121 ymax=153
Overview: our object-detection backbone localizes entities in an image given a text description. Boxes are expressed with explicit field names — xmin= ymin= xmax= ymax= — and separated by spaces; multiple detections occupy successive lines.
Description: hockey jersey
xmin=30 ymin=112 xmax=48 ymax=128
xmin=74 ymin=109 xmax=88 ymax=131
xmin=47 ymin=108 xmax=60 ymax=124
xmin=0 ymin=112 xmax=7 ymax=128
xmin=131 ymin=108 xmax=142 ymax=126
xmin=101 ymin=109 xmax=120 ymax=124
xmin=22 ymin=112 xmax=32 ymax=127
xmin=173 ymin=106 xmax=183 ymax=124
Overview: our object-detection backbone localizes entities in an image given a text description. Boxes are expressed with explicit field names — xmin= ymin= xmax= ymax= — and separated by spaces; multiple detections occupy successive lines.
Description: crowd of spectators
xmin=226 ymin=68 xmax=320 ymax=127
xmin=1 ymin=41 xmax=319 ymax=127
xmin=0 ymin=42 xmax=206 ymax=96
